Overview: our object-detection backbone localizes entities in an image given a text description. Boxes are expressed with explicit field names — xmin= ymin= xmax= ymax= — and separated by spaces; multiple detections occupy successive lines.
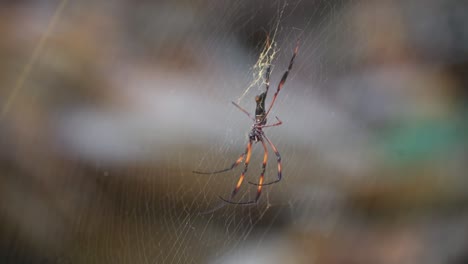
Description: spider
xmin=194 ymin=40 xmax=299 ymax=207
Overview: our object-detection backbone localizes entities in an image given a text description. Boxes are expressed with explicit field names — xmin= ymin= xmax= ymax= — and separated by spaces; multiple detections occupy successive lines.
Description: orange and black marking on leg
xmin=195 ymin=39 xmax=298 ymax=211
xmin=255 ymin=134 xmax=282 ymax=186
xmin=254 ymin=139 xmax=269 ymax=201
xmin=249 ymin=138 xmax=268 ymax=187
xmin=192 ymin=142 xmax=249 ymax=174
xmin=231 ymin=140 xmax=252 ymax=197
xmin=266 ymin=41 xmax=299 ymax=117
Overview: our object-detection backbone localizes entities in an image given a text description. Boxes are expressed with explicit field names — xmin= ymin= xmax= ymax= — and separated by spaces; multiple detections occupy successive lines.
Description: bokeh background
xmin=1 ymin=0 xmax=467 ymax=263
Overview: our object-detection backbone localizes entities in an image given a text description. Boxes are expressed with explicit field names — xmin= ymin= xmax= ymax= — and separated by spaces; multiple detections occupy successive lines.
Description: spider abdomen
xmin=249 ymin=128 xmax=263 ymax=142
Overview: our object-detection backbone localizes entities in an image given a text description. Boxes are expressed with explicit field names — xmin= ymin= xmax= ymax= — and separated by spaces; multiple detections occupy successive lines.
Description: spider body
xmin=194 ymin=40 xmax=299 ymax=209
xmin=250 ymin=92 xmax=268 ymax=141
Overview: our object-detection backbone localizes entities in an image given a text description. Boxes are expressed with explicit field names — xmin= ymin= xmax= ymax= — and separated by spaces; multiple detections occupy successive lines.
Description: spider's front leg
xmin=265 ymin=41 xmax=299 ymax=117
xmin=232 ymin=101 xmax=255 ymax=122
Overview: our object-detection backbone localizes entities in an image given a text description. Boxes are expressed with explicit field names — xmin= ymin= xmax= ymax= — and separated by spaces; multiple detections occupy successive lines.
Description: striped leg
xmin=248 ymin=138 xmax=268 ymax=202
xmin=218 ymin=140 xmax=254 ymax=204
xmin=251 ymin=134 xmax=281 ymax=186
xmin=192 ymin=141 xmax=250 ymax=174
xmin=265 ymin=42 xmax=299 ymax=117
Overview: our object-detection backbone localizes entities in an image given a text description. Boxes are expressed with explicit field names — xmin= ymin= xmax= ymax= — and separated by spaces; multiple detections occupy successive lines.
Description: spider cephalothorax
xmin=194 ymin=40 xmax=299 ymax=210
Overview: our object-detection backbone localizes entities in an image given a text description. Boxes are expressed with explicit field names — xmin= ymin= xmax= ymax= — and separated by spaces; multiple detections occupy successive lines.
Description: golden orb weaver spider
xmin=194 ymin=39 xmax=299 ymax=210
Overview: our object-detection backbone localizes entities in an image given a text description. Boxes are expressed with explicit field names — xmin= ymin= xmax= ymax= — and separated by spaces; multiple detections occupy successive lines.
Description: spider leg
xmin=246 ymin=138 xmax=268 ymax=202
xmin=265 ymin=41 xmax=299 ymax=117
xmin=198 ymin=195 xmax=254 ymax=215
xmin=221 ymin=137 xmax=269 ymax=205
xmin=217 ymin=140 xmax=257 ymax=204
xmin=218 ymin=196 xmax=256 ymax=205
xmin=259 ymin=116 xmax=282 ymax=128
xmin=199 ymin=141 xmax=254 ymax=213
xmin=250 ymin=134 xmax=282 ymax=186
xmin=231 ymin=101 xmax=255 ymax=121
xmin=192 ymin=141 xmax=250 ymax=174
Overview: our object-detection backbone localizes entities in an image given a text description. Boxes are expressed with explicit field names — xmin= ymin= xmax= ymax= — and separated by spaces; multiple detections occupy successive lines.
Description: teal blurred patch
xmin=381 ymin=118 xmax=466 ymax=165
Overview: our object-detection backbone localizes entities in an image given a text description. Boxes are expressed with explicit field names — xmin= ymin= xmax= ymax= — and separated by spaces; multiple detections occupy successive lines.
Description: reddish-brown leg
xmin=252 ymin=134 xmax=282 ymax=186
xmin=192 ymin=142 xmax=249 ymax=174
xmin=218 ymin=140 xmax=253 ymax=204
xmin=221 ymin=138 xmax=269 ymax=204
xmin=265 ymin=42 xmax=299 ymax=117
xmin=248 ymin=138 xmax=268 ymax=202
xmin=231 ymin=101 xmax=254 ymax=121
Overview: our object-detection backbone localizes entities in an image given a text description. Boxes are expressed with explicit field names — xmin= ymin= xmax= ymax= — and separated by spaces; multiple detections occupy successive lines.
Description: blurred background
xmin=1 ymin=0 xmax=467 ymax=263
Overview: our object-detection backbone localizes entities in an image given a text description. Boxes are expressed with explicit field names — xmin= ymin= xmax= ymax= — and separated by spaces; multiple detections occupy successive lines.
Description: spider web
xmin=0 ymin=1 xmax=374 ymax=264
xmin=180 ymin=1 xmax=350 ymax=263
xmin=235 ymin=4 xmax=281 ymax=104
